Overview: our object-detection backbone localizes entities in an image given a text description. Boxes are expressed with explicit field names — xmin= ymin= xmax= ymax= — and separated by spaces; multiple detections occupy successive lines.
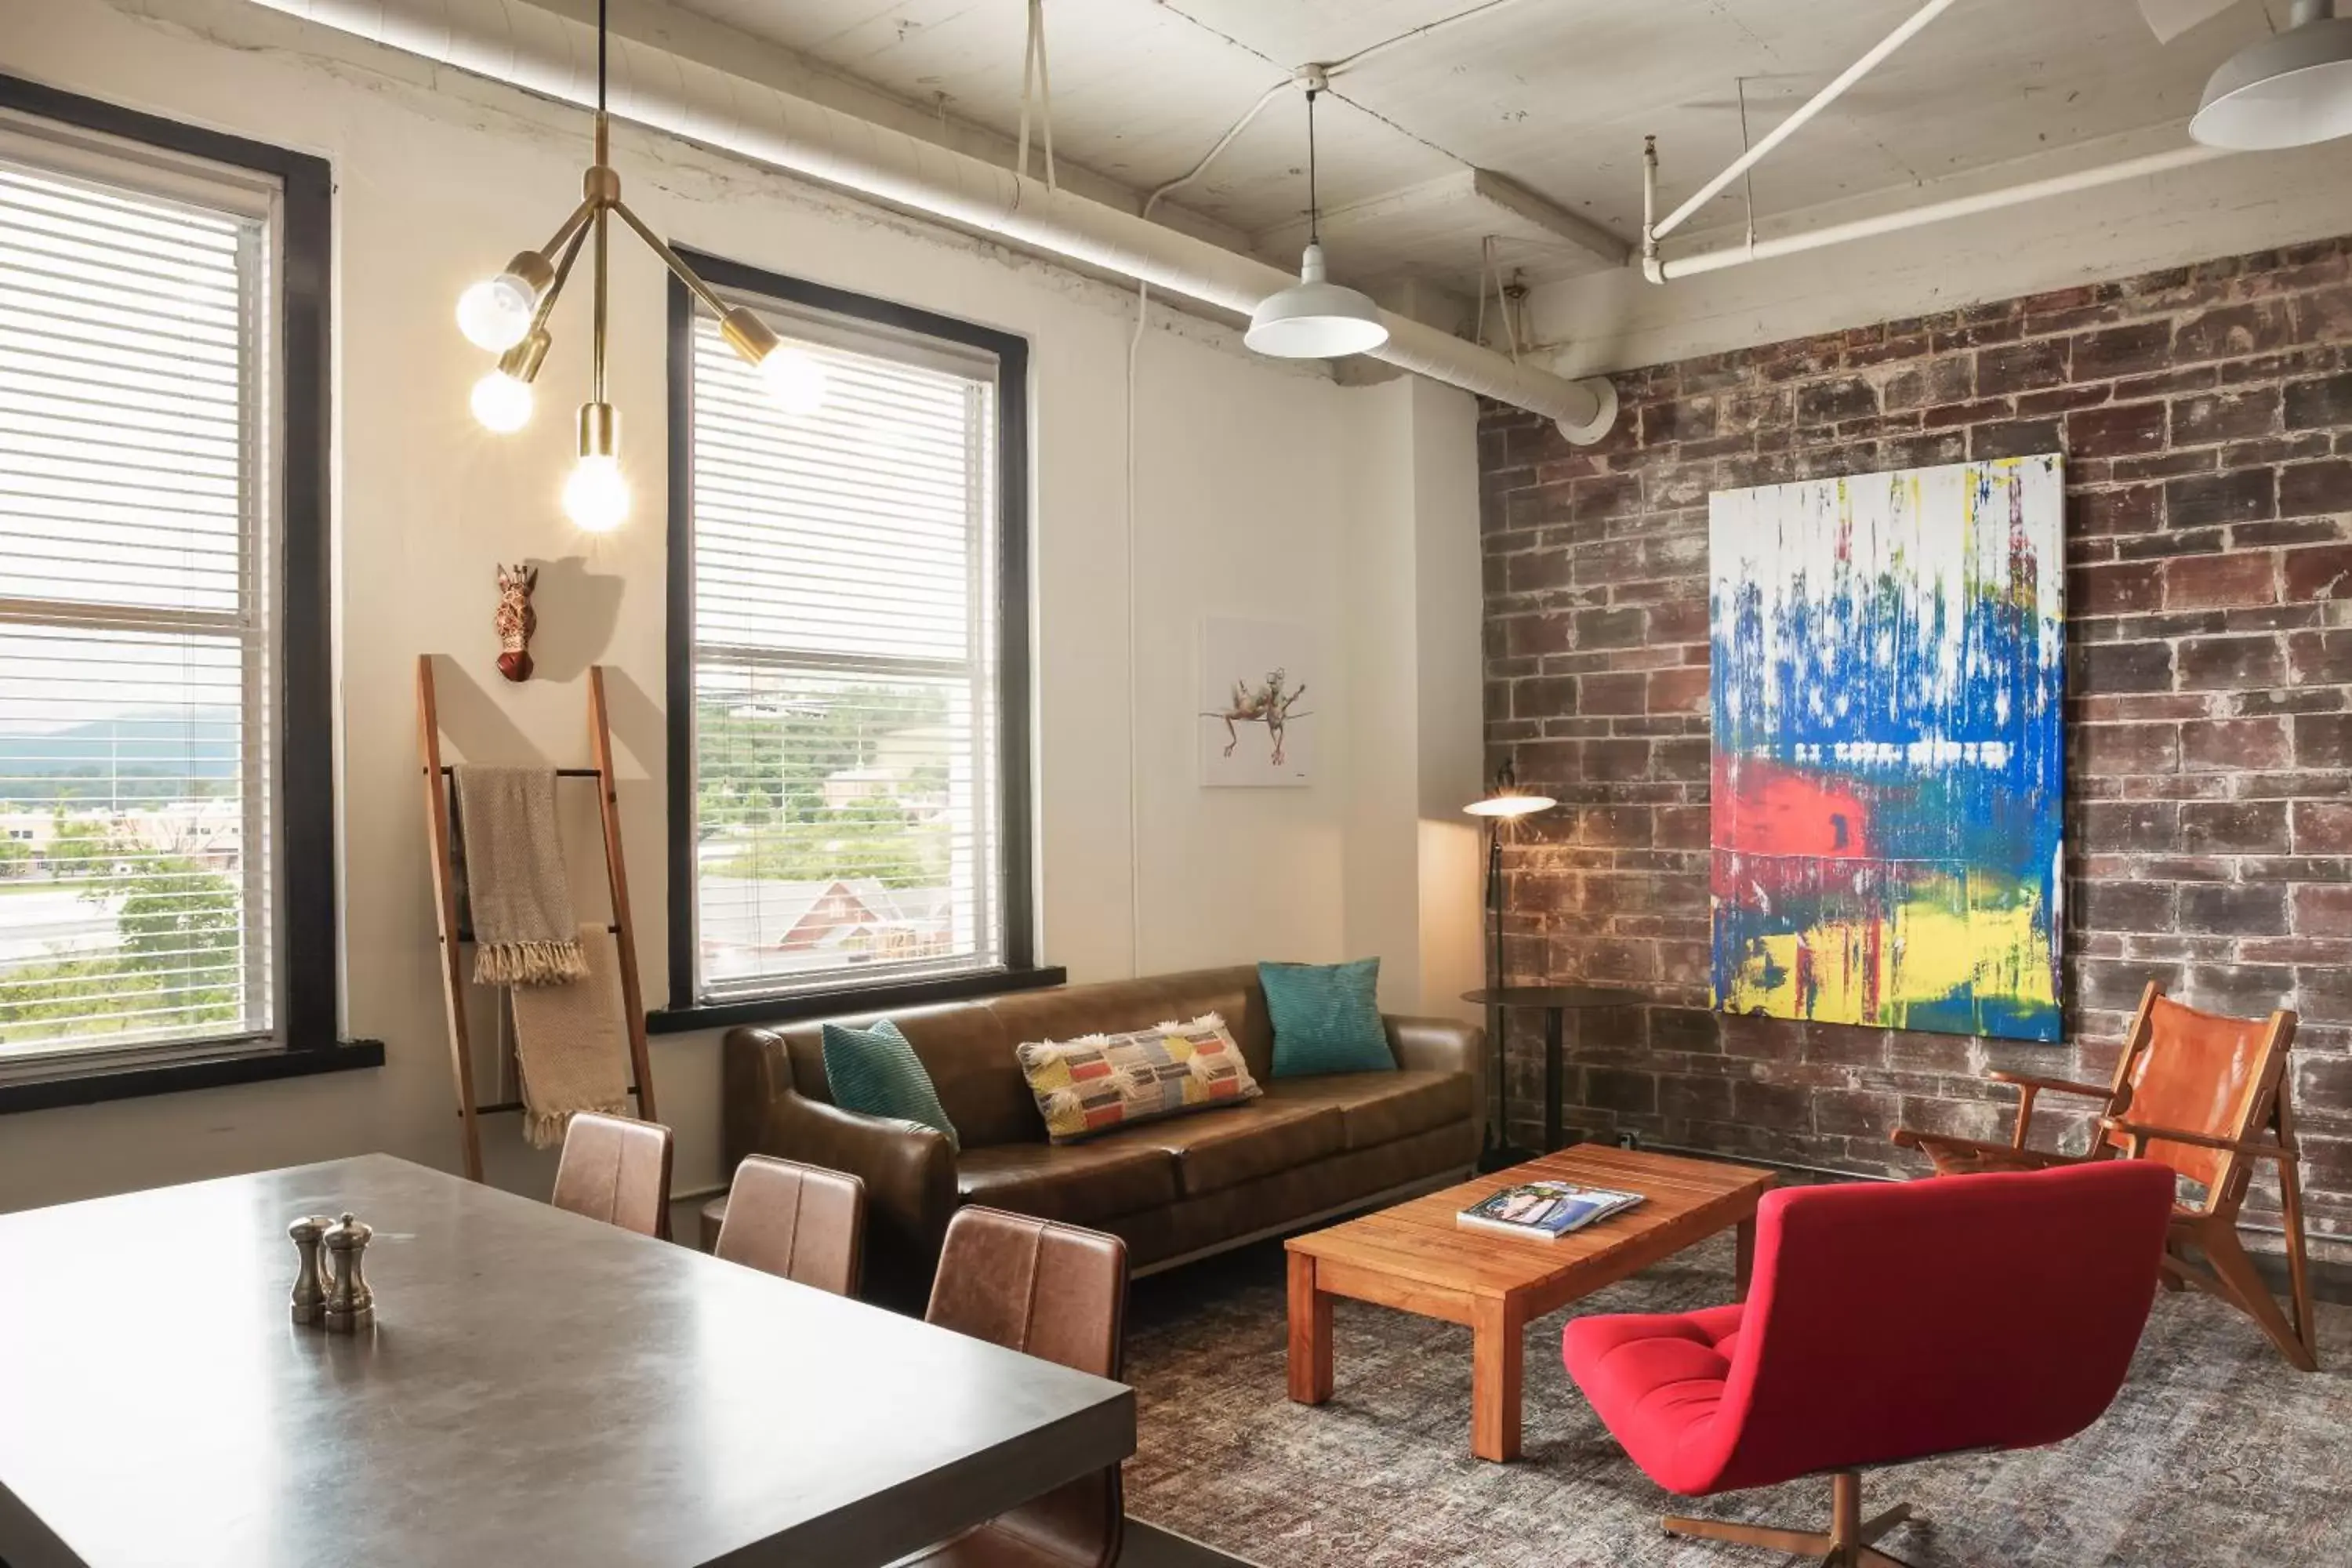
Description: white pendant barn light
xmin=459 ymin=0 xmax=825 ymax=528
xmin=1247 ymin=74 xmax=1388 ymax=361
xmin=2190 ymin=0 xmax=2352 ymax=149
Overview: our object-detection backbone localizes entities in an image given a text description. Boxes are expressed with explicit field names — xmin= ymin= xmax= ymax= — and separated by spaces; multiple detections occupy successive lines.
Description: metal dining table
xmin=0 ymin=1153 xmax=1134 ymax=1568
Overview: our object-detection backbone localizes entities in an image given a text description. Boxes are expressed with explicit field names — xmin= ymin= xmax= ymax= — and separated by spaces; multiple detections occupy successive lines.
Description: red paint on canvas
xmin=1714 ymin=754 xmax=1875 ymax=858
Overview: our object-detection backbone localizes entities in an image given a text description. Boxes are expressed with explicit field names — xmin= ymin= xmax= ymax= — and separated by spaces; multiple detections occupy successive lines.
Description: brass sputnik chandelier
xmin=457 ymin=0 xmax=825 ymax=531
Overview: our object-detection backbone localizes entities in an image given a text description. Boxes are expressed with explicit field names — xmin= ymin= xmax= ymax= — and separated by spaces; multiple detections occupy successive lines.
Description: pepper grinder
xmin=288 ymin=1214 xmax=332 ymax=1327
xmin=321 ymin=1211 xmax=375 ymax=1334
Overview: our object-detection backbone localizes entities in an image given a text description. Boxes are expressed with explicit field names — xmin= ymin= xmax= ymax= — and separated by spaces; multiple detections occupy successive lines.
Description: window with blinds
xmin=0 ymin=123 xmax=277 ymax=1065
xmin=681 ymin=281 xmax=1023 ymax=1005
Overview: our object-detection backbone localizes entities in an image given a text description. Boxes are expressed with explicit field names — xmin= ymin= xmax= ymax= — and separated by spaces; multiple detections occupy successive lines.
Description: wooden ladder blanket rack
xmin=416 ymin=655 xmax=655 ymax=1181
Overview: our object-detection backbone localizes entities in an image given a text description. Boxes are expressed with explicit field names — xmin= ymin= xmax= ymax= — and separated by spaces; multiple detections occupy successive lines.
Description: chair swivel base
xmin=1664 ymin=1472 xmax=1918 ymax=1568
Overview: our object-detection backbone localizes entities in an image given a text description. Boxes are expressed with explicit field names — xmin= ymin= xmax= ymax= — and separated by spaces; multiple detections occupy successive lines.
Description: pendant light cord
xmin=1305 ymin=86 xmax=1321 ymax=246
xmin=591 ymin=0 xmax=609 ymax=405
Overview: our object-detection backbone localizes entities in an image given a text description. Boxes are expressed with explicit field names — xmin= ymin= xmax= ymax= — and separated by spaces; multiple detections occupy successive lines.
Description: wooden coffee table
xmin=1285 ymin=1145 xmax=1773 ymax=1461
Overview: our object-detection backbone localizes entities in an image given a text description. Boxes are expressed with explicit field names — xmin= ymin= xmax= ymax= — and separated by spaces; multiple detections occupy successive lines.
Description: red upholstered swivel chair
xmin=1562 ymin=1162 xmax=2176 ymax=1567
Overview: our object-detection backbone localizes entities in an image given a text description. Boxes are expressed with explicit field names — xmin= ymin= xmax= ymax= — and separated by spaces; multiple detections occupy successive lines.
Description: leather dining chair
xmin=1563 ymin=1161 xmax=2176 ymax=1567
xmin=900 ymin=1207 xmax=1129 ymax=1568
xmin=551 ymin=1111 xmax=675 ymax=1240
xmin=712 ymin=1155 xmax=866 ymax=1297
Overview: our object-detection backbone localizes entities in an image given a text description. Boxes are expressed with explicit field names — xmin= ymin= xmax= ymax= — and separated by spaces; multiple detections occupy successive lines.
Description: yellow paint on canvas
xmin=1715 ymin=879 xmax=2054 ymax=1028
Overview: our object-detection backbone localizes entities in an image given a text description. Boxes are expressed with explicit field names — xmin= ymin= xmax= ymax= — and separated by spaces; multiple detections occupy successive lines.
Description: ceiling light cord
xmin=1305 ymin=85 xmax=1321 ymax=246
xmin=1143 ymin=78 xmax=1287 ymax=216
xmin=1323 ymin=0 xmax=1539 ymax=78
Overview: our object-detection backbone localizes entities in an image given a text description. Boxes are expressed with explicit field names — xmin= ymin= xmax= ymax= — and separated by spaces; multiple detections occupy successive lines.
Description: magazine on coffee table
xmin=1457 ymin=1180 xmax=1646 ymax=1241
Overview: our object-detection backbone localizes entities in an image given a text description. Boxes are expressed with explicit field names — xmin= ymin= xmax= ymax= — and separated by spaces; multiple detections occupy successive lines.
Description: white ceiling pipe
xmin=1650 ymin=143 xmax=2230 ymax=281
xmin=1650 ymin=0 xmax=1963 ymax=243
xmin=238 ymin=0 xmax=1617 ymax=442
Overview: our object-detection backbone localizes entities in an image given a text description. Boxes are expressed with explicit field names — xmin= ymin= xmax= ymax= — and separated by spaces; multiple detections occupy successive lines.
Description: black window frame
xmin=651 ymin=248 xmax=1059 ymax=1033
xmin=0 ymin=74 xmax=379 ymax=1112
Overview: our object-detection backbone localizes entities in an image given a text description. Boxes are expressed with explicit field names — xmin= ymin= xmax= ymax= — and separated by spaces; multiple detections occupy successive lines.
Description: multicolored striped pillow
xmin=1014 ymin=1013 xmax=1262 ymax=1144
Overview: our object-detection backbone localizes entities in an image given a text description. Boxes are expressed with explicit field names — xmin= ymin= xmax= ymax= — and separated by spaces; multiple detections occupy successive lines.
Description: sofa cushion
xmin=1106 ymin=1120 xmax=1478 ymax=1269
xmin=779 ymin=1000 xmax=1034 ymax=1147
xmin=955 ymin=1140 xmax=1179 ymax=1227
xmin=822 ymin=1019 xmax=960 ymax=1151
xmin=989 ymin=967 xmax=1279 ymax=1087
xmin=1012 ymin=1014 xmax=1261 ymax=1143
xmin=1261 ymin=1069 xmax=1472 ymax=1150
xmin=1124 ymin=1098 xmax=1345 ymax=1197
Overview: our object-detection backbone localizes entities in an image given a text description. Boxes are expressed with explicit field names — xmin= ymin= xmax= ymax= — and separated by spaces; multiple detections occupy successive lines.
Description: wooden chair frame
xmin=1893 ymin=982 xmax=2315 ymax=1372
xmin=1667 ymin=1470 xmax=1915 ymax=1568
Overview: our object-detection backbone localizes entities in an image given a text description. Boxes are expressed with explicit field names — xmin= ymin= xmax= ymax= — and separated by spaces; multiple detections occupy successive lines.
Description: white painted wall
xmin=1534 ymin=123 xmax=2352 ymax=374
xmin=0 ymin=0 xmax=1483 ymax=1213
xmin=1339 ymin=376 xmax=1486 ymax=1022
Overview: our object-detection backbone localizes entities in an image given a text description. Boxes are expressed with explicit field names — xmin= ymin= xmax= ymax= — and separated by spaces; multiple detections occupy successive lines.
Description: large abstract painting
xmin=1709 ymin=455 xmax=2065 ymax=1044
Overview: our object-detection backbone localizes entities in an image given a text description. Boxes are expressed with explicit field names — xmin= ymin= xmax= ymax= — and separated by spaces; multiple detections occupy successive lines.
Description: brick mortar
xmin=1477 ymin=239 xmax=2352 ymax=1254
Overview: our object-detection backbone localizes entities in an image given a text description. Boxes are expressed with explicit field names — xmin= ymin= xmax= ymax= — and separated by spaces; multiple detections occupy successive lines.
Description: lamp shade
xmin=2190 ymin=12 xmax=2352 ymax=150
xmin=1465 ymin=791 xmax=1555 ymax=819
xmin=1246 ymin=244 xmax=1390 ymax=360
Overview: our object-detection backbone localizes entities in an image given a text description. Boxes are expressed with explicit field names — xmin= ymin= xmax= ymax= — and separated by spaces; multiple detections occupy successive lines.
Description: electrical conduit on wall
xmin=226 ymin=0 xmax=1618 ymax=441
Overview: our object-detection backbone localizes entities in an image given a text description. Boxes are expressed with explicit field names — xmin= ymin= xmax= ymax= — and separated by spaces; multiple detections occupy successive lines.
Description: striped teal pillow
xmin=1261 ymin=959 xmax=1396 ymax=1079
xmin=821 ymin=1018 xmax=960 ymax=1151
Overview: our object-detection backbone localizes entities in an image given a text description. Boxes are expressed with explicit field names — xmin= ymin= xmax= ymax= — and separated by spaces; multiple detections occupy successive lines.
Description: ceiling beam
xmin=1469 ymin=170 xmax=1630 ymax=269
xmin=1249 ymin=167 xmax=1628 ymax=285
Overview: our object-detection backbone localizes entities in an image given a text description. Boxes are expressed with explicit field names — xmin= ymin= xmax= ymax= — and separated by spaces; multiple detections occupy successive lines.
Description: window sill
xmin=0 ymin=1039 xmax=387 ymax=1116
xmin=648 ymin=966 xmax=1069 ymax=1035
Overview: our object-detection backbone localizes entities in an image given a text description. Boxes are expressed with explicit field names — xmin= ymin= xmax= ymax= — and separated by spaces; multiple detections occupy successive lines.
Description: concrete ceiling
xmin=668 ymin=0 xmax=2299 ymax=297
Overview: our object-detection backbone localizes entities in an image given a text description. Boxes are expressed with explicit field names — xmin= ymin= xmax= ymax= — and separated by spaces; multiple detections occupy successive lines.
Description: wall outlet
xmin=1615 ymin=1131 xmax=1639 ymax=1150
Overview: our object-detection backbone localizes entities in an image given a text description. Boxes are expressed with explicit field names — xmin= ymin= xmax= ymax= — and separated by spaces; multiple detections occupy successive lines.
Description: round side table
xmin=1462 ymin=985 xmax=1644 ymax=1165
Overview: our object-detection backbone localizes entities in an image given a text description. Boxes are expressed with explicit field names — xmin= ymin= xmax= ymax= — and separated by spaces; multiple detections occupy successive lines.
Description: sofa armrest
xmin=1384 ymin=1014 xmax=1483 ymax=1076
xmin=1385 ymin=1014 xmax=1486 ymax=1163
xmin=1386 ymin=1011 xmax=1483 ymax=1104
xmin=723 ymin=1025 xmax=956 ymax=1308
xmin=775 ymin=1095 xmax=956 ymax=1258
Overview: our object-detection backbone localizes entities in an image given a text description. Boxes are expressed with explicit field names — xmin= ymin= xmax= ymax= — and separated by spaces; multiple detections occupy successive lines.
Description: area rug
xmin=1123 ymin=1238 xmax=2352 ymax=1567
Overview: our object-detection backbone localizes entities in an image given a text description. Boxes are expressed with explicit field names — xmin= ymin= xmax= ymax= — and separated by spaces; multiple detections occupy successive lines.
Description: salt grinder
xmin=321 ymin=1211 xmax=375 ymax=1334
xmin=288 ymin=1214 xmax=332 ymax=1327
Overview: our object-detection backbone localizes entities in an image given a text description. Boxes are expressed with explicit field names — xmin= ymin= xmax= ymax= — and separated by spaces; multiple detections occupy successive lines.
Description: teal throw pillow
xmin=822 ymin=1018 xmax=960 ymax=1151
xmin=1261 ymin=958 xmax=1395 ymax=1078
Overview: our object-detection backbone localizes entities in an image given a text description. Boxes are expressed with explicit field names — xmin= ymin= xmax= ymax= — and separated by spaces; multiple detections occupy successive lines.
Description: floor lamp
xmin=1465 ymin=760 xmax=1555 ymax=1165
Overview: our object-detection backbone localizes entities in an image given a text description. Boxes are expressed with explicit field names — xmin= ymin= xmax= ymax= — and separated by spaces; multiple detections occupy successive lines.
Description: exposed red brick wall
xmin=1478 ymin=239 xmax=2352 ymax=1250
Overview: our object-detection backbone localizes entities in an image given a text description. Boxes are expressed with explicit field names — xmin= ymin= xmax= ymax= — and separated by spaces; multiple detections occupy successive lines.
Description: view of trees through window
xmin=0 ymin=725 xmax=249 ymax=1051
xmin=696 ymin=684 xmax=953 ymax=888
xmin=692 ymin=670 xmax=980 ymax=990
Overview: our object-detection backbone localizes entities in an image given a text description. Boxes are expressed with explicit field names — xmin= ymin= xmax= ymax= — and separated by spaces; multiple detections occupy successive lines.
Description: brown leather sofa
xmin=722 ymin=965 xmax=1483 ymax=1308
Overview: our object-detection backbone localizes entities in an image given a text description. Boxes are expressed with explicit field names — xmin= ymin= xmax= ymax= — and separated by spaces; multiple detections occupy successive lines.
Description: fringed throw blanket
xmin=452 ymin=764 xmax=587 ymax=986
xmin=510 ymin=924 xmax=630 ymax=1148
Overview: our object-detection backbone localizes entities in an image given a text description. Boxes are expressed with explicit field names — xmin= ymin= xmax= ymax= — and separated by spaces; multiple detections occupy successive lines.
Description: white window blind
xmin=688 ymin=299 xmax=1005 ymax=1001
xmin=0 ymin=135 xmax=275 ymax=1064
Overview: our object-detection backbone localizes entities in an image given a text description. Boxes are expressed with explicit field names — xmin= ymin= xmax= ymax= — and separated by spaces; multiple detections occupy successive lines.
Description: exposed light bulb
xmin=759 ymin=345 xmax=828 ymax=415
xmin=457 ymin=273 xmax=539 ymax=352
xmin=470 ymin=370 xmax=535 ymax=434
xmin=563 ymin=453 xmax=629 ymax=533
